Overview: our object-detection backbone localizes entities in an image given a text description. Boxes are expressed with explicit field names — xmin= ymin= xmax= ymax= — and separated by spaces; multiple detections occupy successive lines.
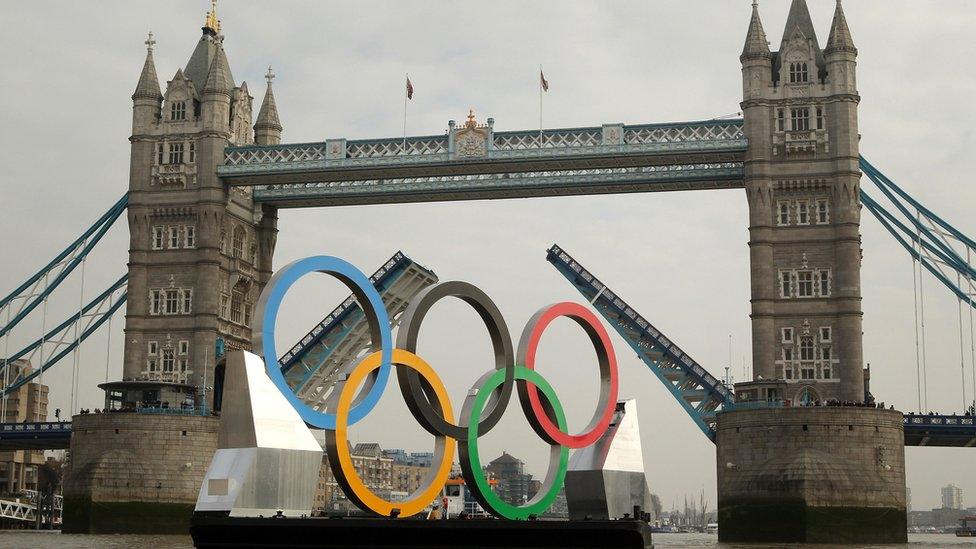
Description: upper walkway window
xmin=168 ymin=143 xmax=184 ymax=164
xmin=791 ymin=108 xmax=810 ymax=131
xmin=232 ymin=227 xmax=246 ymax=259
xmin=789 ymin=62 xmax=809 ymax=83
xmin=171 ymin=101 xmax=186 ymax=121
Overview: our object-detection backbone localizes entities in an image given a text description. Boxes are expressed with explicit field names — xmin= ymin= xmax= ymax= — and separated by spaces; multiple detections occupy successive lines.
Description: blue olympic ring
xmin=252 ymin=256 xmax=393 ymax=429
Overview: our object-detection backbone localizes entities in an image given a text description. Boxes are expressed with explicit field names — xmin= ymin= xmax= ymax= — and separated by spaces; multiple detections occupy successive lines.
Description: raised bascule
xmin=1 ymin=0 xmax=975 ymax=543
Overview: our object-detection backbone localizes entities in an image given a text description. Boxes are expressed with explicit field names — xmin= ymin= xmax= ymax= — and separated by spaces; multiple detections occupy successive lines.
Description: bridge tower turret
xmin=741 ymin=0 xmax=863 ymax=404
xmin=131 ymin=32 xmax=163 ymax=133
xmin=254 ymin=67 xmax=283 ymax=146
xmin=121 ymin=6 xmax=279 ymax=410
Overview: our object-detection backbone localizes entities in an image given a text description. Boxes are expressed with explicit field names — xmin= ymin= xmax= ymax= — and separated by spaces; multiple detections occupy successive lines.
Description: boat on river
xmin=956 ymin=516 xmax=976 ymax=537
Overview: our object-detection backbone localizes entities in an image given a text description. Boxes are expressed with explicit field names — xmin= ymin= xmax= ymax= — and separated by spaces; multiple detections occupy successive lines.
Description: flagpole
xmin=403 ymin=73 xmax=409 ymax=153
xmin=539 ymin=65 xmax=543 ymax=147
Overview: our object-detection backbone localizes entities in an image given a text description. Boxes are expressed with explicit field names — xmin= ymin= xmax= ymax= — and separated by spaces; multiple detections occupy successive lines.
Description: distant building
xmin=485 ymin=452 xmax=534 ymax=507
xmin=0 ymin=359 xmax=49 ymax=495
xmin=908 ymin=510 xmax=931 ymax=528
xmin=942 ymin=484 xmax=963 ymax=510
xmin=315 ymin=442 xmax=429 ymax=512
xmin=382 ymin=449 xmax=434 ymax=468
xmin=930 ymin=506 xmax=966 ymax=529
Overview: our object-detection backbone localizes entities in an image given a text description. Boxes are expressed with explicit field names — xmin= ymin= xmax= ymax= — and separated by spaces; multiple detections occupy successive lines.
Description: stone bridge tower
xmin=718 ymin=3 xmax=907 ymax=544
xmin=741 ymin=0 xmax=863 ymax=404
xmin=123 ymin=5 xmax=280 ymax=408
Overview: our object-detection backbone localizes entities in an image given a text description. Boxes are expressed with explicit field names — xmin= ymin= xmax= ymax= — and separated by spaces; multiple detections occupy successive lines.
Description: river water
xmin=0 ymin=532 xmax=971 ymax=548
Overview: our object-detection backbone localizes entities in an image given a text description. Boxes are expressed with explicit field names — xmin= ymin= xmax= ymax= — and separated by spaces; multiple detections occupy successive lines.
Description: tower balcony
xmin=228 ymin=257 xmax=256 ymax=289
xmin=773 ymin=129 xmax=829 ymax=158
xmin=151 ymin=163 xmax=198 ymax=188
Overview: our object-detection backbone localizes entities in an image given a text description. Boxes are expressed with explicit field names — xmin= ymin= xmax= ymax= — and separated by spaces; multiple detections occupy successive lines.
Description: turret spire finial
xmin=145 ymin=31 xmax=156 ymax=53
xmin=204 ymin=0 xmax=220 ymax=33
xmin=266 ymin=66 xmax=275 ymax=85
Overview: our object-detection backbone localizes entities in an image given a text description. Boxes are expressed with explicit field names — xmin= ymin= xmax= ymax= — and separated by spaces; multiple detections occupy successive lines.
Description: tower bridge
xmin=0 ymin=0 xmax=974 ymax=541
xmin=219 ymin=118 xmax=747 ymax=207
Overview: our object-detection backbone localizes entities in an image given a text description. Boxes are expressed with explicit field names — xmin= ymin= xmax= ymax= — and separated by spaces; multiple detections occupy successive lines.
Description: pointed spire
xmin=781 ymin=0 xmax=821 ymax=49
xmin=133 ymin=31 xmax=163 ymax=101
xmin=825 ymin=0 xmax=856 ymax=55
xmin=203 ymin=45 xmax=231 ymax=95
xmin=255 ymin=66 xmax=283 ymax=145
xmin=741 ymin=1 xmax=770 ymax=60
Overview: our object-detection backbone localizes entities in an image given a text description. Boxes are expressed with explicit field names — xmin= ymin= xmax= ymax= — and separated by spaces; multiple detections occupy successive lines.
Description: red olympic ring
xmin=517 ymin=302 xmax=619 ymax=449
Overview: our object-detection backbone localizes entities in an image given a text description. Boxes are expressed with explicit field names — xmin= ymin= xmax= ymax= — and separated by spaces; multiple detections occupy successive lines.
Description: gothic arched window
xmin=799 ymin=338 xmax=815 ymax=361
xmin=789 ymin=62 xmax=809 ymax=84
xmin=171 ymin=101 xmax=186 ymax=121
xmin=232 ymin=227 xmax=246 ymax=259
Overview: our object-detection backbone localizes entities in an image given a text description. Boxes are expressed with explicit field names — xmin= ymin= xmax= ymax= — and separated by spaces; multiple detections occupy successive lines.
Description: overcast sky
xmin=1 ymin=1 xmax=974 ymax=512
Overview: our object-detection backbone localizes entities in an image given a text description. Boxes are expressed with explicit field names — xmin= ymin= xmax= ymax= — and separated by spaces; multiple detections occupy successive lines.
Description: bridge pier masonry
xmin=716 ymin=1 xmax=907 ymax=543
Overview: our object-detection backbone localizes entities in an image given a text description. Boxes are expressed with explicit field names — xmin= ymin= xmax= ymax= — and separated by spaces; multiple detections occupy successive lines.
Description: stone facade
xmin=716 ymin=407 xmax=907 ymax=543
xmin=719 ymin=4 xmax=908 ymax=544
xmin=392 ymin=462 xmax=429 ymax=496
xmin=313 ymin=443 xmax=396 ymax=512
xmin=741 ymin=0 xmax=864 ymax=403
xmin=485 ymin=452 xmax=535 ymax=507
xmin=0 ymin=360 xmax=48 ymax=495
xmin=62 ymin=412 xmax=218 ymax=533
xmin=123 ymin=15 xmax=281 ymax=407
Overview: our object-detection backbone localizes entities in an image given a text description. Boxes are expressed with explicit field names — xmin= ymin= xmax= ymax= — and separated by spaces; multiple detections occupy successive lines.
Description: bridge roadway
xmin=0 ymin=415 xmax=970 ymax=450
xmin=217 ymin=119 xmax=747 ymax=207
xmin=904 ymin=414 xmax=976 ymax=447
xmin=0 ymin=421 xmax=71 ymax=450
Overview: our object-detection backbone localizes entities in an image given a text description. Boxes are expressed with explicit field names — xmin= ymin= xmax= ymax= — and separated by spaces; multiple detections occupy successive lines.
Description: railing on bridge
xmin=0 ymin=498 xmax=35 ymax=523
xmin=223 ymin=120 xmax=745 ymax=170
xmin=0 ymin=490 xmax=62 ymax=525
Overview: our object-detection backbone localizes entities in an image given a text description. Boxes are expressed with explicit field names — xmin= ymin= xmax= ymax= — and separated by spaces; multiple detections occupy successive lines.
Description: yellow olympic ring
xmin=326 ymin=349 xmax=456 ymax=517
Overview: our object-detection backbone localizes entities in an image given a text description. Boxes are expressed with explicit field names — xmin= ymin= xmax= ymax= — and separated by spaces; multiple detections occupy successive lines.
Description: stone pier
xmin=716 ymin=407 xmax=907 ymax=543
xmin=63 ymin=413 xmax=218 ymax=533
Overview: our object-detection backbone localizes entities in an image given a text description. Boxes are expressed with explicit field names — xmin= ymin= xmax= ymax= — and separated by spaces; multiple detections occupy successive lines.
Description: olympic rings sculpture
xmin=253 ymin=256 xmax=619 ymax=520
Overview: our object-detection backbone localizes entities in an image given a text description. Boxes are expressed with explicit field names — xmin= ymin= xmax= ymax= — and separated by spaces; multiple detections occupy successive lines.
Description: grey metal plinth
xmin=565 ymin=400 xmax=652 ymax=521
xmin=195 ymin=351 xmax=323 ymax=518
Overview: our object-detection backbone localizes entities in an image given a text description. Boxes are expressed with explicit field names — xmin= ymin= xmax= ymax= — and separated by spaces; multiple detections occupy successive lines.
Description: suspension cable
xmin=104 ymin=293 xmax=114 ymax=385
xmin=69 ymin=258 xmax=86 ymax=416
xmin=958 ymin=272 xmax=968 ymax=411
xmin=1 ymin=308 xmax=9 ymax=422
xmin=969 ymin=248 xmax=976 ymax=413
xmin=917 ymin=212 xmax=930 ymax=412
xmin=36 ymin=273 xmax=50 ymax=423
xmin=912 ymin=220 xmax=924 ymax=413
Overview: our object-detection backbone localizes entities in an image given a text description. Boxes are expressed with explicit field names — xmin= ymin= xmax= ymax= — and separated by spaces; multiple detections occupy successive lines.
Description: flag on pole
xmin=406 ymin=76 xmax=414 ymax=100
xmin=540 ymin=69 xmax=549 ymax=92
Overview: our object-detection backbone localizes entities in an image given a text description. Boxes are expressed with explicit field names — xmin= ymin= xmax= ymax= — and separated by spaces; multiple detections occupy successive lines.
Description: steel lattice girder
xmin=218 ymin=120 xmax=746 ymax=205
xmin=546 ymin=244 xmax=732 ymax=442
xmin=903 ymin=414 xmax=976 ymax=447
xmin=278 ymin=252 xmax=438 ymax=410
xmin=251 ymin=163 xmax=745 ymax=208
xmin=1 ymin=275 xmax=127 ymax=397
xmin=0 ymin=421 xmax=72 ymax=450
